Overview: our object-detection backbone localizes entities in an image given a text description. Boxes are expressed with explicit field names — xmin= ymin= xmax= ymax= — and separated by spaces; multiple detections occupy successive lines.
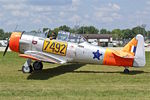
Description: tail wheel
xmin=33 ymin=61 xmax=43 ymax=71
xmin=22 ymin=65 xmax=33 ymax=73
xmin=124 ymin=69 xmax=129 ymax=74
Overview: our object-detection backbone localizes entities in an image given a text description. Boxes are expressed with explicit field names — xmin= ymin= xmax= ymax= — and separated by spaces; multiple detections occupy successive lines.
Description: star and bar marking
xmin=93 ymin=50 xmax=103 ymax=60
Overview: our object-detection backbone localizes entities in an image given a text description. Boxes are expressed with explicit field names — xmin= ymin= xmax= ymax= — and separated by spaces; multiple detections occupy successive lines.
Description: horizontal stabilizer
xmin=111 ymin=50 xmax=134 ymax=59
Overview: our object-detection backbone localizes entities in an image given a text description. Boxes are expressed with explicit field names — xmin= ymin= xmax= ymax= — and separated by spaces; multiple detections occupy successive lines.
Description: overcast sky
xmin=0 ymin=0 xmax=150 ymax=32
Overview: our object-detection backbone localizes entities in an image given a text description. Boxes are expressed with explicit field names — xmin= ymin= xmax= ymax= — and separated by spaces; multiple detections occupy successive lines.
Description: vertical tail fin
xmin=122 ymin=34 xmax=146 ymax=67
xmin=122 ymin=37 xmax=138 ymax=56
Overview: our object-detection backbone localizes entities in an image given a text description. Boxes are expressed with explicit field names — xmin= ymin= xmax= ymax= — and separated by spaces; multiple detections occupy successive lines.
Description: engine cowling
xmin=9 ymin=32 xmax=22 ymax=53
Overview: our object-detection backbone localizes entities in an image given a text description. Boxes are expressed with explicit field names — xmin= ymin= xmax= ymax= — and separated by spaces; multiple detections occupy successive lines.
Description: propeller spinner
xmin=3 ymin=32 xmax=22 ymax=56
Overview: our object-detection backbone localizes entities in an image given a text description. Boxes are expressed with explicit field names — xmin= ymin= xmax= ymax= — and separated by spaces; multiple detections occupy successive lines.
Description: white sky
xmin=0 ymin=0 xmax=150 ymax=32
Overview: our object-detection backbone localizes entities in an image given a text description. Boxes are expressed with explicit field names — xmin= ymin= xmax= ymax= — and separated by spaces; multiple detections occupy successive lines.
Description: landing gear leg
xmin=22 ymin=59 xmax=33 ymax=73
xmin=124 ymin=67 xmax=129 ymax=74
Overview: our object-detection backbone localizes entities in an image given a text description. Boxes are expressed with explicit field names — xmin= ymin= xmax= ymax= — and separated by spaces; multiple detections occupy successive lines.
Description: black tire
xmin=22 ymin=65 xmax=33 ymax=73
xmin=33 ymin=61 xmax=43 ymax=71
xmin=124 ymin=69 xmax=129 ymax=74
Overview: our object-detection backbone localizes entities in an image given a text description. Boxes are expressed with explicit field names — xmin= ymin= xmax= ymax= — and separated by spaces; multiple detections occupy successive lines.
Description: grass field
xmin=0 ymin=52 xmax=150 ymax=100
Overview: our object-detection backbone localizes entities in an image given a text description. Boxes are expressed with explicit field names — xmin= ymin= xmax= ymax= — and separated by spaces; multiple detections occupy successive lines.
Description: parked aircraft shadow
xmin=72 ymin=70 xmax=147 ymax=75
xmin=27 ymin=64 xmax=148 ymax=80
xmin=27 ymin=64 xmax=85 ymax=80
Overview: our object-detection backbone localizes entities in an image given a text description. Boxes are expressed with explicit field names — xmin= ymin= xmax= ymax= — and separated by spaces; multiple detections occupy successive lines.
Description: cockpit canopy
xmin=22 ymin=31 xmax=86 ymax=43
xmin=56 ymin=31 xmax=86 ymax=43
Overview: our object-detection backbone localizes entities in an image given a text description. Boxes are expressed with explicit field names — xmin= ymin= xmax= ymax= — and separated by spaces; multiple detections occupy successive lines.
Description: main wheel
xmin=22 ymin=65 xmax=33 ymax=73
xmin=124 ymin=69 xmax=129 ymax=74
xmin=33 ymin=61 xmax=43 ymax=71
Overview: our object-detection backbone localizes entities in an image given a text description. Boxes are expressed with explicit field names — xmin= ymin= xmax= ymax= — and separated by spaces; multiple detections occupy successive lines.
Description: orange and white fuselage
xmin=8 ymin=31 xmax=146 ymax=70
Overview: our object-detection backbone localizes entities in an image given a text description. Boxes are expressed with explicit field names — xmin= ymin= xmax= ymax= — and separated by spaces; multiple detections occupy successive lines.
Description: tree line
xmin=0 ymin=25 xmax=150 ymax=40
xmin=43 ymin=25 xmax=150 ymax=40
xmin=0 ymin=29 xmax=11 ymax=40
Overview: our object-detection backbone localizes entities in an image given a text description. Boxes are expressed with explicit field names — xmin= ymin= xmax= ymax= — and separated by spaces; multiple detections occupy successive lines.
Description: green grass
xmin=0 ymin=52 xmax=150 ymax=100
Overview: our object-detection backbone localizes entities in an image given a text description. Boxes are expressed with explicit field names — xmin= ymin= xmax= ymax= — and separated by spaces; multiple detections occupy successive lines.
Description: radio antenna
xmin=14 ymin=25 xmax=18 ymax=31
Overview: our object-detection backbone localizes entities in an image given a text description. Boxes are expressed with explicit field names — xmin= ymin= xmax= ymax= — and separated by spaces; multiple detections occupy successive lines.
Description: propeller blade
xmin=3 ymin=43 xmax=9 ymax=56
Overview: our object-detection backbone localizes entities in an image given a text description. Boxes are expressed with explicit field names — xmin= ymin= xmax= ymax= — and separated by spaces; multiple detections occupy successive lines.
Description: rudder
xmin=133 ymin=34 xmax=146 ymax=67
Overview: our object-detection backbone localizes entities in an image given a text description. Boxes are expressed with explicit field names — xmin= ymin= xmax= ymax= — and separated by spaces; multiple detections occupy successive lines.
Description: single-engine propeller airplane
xmin=3 ymin=31 xmax=145 ymax=74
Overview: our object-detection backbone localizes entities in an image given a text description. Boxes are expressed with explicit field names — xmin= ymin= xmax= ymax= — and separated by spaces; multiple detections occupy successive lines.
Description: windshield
xmin=56 ymin=31 xmax=70 ymax=41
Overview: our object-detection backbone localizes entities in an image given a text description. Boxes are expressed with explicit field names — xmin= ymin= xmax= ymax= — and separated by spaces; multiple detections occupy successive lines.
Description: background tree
xmin=111 ymin=29 xmax=122 ymax=40
xmin=59 ymin=25 xmax=71 ymax=32
xmin=77 ymin=26 xmax=99 ymax=34
xmin=71 ymin=25 xmax=80 ymax=33
xmin=122 ymin=29 xmax=133 ymax=39
xmin=88 ymin=26 xmax=99 ymax=34
xmin=69 ymin=28 xmax=76 ymax=33
xmin=53 ymin=27 xmax=60 ymax=34
xmin=132 ymin=26 xmax=146 ymax=36
xmin=0 ymin=29 xmax=5 ymax=40
xmin=107 ymin=31 xmax=111 ymax=34
xmin=100 ymin=29 xmax=107 ymax=34
xmin=147 ymin=31 xmax=150 ymax=39
xmin=76 ymin=26 xmax=85 ymax=34
xmin=3 ymin=32 xmax=11 ymax=39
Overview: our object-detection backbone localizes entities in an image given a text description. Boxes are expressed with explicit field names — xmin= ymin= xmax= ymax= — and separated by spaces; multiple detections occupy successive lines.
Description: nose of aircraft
xmin=9 ymin=32 xmax=22 ymax=52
